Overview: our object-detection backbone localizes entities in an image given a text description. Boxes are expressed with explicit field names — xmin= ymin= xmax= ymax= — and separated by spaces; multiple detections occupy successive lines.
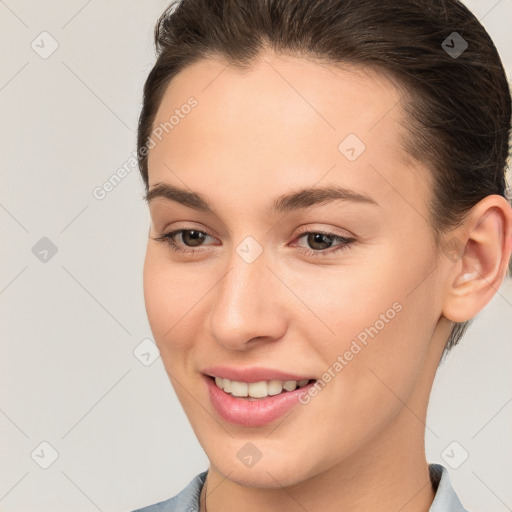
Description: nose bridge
xmin=207 ymin=240 xmax=285 ymax=348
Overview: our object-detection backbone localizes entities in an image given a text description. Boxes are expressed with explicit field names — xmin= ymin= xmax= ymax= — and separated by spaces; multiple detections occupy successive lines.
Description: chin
xmin=199 ymin=433 xmax=334 ymax=489
xmin=214 ymin=458 xmax=316 ymax=489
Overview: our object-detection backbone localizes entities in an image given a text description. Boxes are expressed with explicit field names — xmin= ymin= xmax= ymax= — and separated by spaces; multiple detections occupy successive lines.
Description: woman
xmin=132 ymin=0 xmax=512 ymax=510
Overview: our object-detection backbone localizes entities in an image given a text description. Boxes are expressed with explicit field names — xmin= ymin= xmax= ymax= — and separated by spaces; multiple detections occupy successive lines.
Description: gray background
xmin=1 ymin=1 xmax=511 ymax=511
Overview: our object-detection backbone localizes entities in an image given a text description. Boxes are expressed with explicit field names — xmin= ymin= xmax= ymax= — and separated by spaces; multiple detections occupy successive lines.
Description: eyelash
xmin=153 ymin=228 xmax=355 ymax=258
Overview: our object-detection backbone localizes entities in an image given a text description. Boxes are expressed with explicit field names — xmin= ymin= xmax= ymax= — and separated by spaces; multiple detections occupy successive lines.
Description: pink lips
xmin=202 ymin=366 xmax=316 ymax=427
xmin=202 ymin=366 xmax=315 ymax=383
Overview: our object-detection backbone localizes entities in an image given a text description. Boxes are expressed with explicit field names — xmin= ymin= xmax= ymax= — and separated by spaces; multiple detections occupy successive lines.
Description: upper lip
xmin=202 ymin=366 xmax=315 ymax=383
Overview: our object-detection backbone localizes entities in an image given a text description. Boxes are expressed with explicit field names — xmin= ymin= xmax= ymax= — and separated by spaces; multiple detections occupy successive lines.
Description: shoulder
xmin=130 ymin=470 xmax=208 ymax=512
xmin=428 ymin=463 xmax=471 ymax=512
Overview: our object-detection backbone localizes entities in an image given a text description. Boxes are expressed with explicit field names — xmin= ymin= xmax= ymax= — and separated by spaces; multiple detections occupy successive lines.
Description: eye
xmin=153 ymin=229 xmax=216 ymax=254
xmin=293 ymin=230 xmax=355 ymax=257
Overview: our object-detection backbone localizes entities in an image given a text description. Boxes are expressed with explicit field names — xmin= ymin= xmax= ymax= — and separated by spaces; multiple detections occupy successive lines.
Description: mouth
xmin=203 ymin=372 xmax=316 ymax=427
xmin=206 ymin=375 xmax=316 ymax=400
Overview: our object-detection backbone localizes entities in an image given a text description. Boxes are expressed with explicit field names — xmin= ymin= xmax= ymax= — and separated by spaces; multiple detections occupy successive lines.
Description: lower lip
xmin=204 ymin=375 xmax=315 ymax=427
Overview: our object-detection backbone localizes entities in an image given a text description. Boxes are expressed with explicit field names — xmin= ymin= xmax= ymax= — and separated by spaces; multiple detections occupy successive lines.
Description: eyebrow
xmin=144 ymin=182 xmax=379 ymax=215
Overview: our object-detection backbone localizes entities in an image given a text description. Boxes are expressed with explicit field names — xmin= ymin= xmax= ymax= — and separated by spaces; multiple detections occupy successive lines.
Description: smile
xmin=212 ymin=376 xmax=312 ymax=399
xmin=203 ymin=369 xmax=318 ymax=427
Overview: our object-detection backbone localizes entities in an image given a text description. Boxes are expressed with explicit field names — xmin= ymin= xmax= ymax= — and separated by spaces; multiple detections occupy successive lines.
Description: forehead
xmin=147 ymin=54 xmax=429 ymax=218
xmin=150 ymin=54 xmax=406 ymax=152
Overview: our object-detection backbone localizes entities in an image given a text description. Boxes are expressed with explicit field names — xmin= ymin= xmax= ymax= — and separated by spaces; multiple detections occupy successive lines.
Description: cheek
xmin=295 ymin=251 xmax=435 ymax=412
xmin=142 ymin=247 xmax=201 ymax=357
xmin=143 ymin=248 xmax=168 ymax=339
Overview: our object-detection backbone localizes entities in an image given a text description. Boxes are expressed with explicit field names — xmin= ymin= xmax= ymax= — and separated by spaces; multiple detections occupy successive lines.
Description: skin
xmin=142 ymin=53 xmax=512 ymax=512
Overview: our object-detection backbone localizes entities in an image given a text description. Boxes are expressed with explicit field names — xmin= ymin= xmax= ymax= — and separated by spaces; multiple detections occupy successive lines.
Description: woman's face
xmin=143 ymin=54 xmax=452 ymax=487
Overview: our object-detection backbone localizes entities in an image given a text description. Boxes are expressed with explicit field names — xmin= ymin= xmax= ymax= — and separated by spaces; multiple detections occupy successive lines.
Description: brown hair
xmin=137 ymin=0 xmax=512 ymax=353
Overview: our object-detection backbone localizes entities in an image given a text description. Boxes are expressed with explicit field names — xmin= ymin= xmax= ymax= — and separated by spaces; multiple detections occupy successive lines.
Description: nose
xmin=207 ymin=247 xmax=288 ymax=351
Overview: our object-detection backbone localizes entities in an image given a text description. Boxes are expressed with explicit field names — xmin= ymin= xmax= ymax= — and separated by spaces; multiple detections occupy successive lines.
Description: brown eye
xmin=180 ymin=230 xmax=207 ymax=247
xmin=305 ymin=233 xmax=335 ymax=250
xmin=294 ymin=231 xmax=355 ymax=258
xmin=153 ymin=229 xmax=216 ymax=253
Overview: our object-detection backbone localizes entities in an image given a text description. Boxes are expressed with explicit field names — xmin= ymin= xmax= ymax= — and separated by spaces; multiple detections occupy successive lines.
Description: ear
xmin=441 ymin=195 xmax=512 ymax=323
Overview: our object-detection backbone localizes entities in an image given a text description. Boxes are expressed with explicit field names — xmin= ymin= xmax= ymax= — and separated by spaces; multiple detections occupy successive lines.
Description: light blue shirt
xmin=131 ymin=463 xmax=470 ymax=511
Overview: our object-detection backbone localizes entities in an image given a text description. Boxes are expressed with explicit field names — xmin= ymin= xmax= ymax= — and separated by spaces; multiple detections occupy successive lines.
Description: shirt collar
xmin=428 ymin=463 xmax=469 ymax=512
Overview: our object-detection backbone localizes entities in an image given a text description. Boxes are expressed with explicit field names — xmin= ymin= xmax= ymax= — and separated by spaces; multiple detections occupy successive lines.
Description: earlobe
xmin=442 ymin=195 xmax=512 ymax=323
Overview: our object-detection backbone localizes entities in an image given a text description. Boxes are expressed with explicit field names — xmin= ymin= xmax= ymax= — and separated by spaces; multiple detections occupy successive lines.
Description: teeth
xmin=267 ymin=380 xmax=283 ymax=396
xmin=230 ymin=380 xmax=248 ymax=397
xmin=248 ymin=381 xmax=267 ymax=398
xmin=283 ymin=380 xmax=297 ymax=391
xmin=213 ymin=377 xmax=311 ymax=398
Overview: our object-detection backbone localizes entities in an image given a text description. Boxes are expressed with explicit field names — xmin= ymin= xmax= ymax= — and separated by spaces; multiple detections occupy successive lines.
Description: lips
xmin=202 ymin=366 xmax=317 ymax=427
xmin=202 ymin=365 xmax=315 ymax=383
xmin=204 ymin=376 xmax=316 ymax=427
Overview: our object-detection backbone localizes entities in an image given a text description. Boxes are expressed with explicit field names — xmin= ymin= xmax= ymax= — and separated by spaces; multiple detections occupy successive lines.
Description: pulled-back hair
xmin=137 ymin=0 xmax=512 ymax=353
